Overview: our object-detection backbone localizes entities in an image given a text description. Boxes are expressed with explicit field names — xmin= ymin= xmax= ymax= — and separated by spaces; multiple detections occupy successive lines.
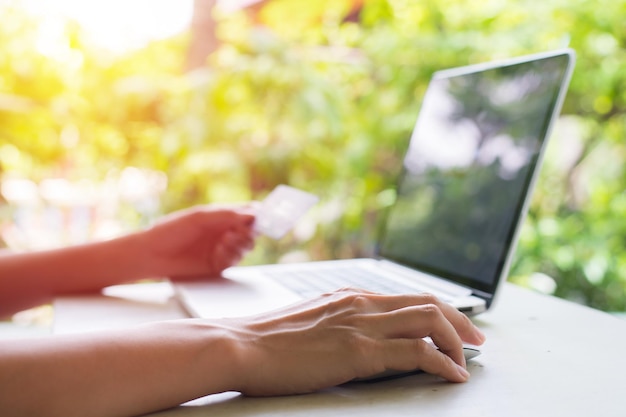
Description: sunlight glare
xmin=18 ymin=0 xmax=193 ymax=53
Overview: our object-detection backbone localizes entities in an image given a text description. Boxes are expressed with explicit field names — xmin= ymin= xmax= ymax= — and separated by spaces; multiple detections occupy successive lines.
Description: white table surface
xmin=52 ymin=282 xmax=626 ymax=417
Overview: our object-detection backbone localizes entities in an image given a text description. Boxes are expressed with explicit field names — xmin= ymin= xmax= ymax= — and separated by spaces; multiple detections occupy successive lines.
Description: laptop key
xmin=267 ymin=266 xmax=427 ymax=298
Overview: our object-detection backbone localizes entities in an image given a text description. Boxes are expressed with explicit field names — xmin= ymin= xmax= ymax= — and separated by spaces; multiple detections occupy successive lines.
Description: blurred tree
xmin=186 ymin=0 xmax=220 ymax=71
xmin=1 ymin=0 xmax=626 ymax=311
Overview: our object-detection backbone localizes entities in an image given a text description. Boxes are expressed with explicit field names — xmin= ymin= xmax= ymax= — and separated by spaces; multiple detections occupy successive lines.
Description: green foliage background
xmin=1 ymin=0 xmax=626 ymax=311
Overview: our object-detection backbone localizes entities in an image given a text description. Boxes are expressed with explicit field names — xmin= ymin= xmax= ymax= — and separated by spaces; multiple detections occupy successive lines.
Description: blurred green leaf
xmin=2 ymin=0 xmax=626 ymax=311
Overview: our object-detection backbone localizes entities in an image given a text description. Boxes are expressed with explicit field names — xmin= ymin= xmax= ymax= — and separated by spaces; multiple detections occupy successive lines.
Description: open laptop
xmin=175 ymin=49 xmax=575 ymax=319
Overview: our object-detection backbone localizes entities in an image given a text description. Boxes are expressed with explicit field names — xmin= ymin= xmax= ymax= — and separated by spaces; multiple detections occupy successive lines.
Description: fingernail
xmin=456 ymin=364 xmax=470 ymax=381
xmin=475 ymin=327 xmax=486 ymax=343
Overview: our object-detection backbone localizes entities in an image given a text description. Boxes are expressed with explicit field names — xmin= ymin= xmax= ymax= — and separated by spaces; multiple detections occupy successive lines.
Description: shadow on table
xmin=149 ymin=363 xmax=486 ymax=417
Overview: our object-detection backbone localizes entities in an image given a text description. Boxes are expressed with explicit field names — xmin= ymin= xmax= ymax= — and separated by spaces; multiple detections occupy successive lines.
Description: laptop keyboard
xmin=265 ymin=265 xmax=449 ymax=301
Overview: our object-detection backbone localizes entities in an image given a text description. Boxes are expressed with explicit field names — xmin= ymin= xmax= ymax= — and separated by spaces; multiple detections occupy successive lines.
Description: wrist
xmin=61 ymin=231 xmax=155 ymax=288
xmin=122 ymin=228 xmax=159 ymax=278
xmin=213 ymin=319 xmax=269 ymax=395
xmin=189 ymin=319 xmax=248 ymax=395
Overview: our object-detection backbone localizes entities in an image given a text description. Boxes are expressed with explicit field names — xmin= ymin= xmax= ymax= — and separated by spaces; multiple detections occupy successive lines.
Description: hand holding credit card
xmin=254 ymin=185 xmax=319 ymax=240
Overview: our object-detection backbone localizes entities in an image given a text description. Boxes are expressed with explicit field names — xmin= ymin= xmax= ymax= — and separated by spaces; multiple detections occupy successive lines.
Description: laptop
xmin=175 ymin=49 xmax=575 ymax=319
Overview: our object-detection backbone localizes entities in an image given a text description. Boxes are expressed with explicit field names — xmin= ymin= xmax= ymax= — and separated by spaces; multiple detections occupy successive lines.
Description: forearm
xmin=0 ymin=290 xmax=487 ymax=417
xmin=0 ymin=319 xmax=240 ymax=417
xmin=0 ymin=233 xmax=151 ymax=317
xmin=0 ymin=206 xmax=256 ymax=317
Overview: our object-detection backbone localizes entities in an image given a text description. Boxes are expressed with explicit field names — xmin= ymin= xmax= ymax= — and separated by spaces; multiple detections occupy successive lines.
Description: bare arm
xmin=0 ymin=319 xmax=238 ymax=417
xmin=0 ymin=234 xmax=148 ymax=317
xmin=0 ymin=290 xmax=486 ymax=417
xmin=0 ymin=206 xmax=255 ymax=318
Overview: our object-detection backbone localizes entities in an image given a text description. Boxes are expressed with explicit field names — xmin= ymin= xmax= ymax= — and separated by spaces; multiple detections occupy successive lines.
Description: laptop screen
xmin=378 ymin=50 xmax=573 ymax=299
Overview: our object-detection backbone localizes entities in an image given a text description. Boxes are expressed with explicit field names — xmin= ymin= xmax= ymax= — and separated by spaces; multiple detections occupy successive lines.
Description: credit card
xmin=254 ymin=185 xmax=319 ymax=240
